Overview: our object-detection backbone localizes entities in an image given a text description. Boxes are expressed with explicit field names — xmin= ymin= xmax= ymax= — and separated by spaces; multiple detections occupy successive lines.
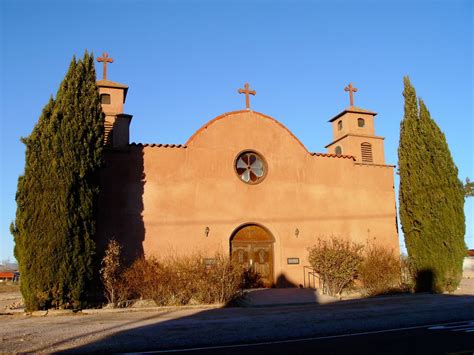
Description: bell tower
xmin=96 ymin=52 xmax=133 ymax=148
xmin=325 ymin=83 xmax=386 ymax=164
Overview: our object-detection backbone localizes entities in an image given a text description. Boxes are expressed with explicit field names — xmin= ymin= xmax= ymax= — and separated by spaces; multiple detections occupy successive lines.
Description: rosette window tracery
xmin=235 ymin=151 xmax=266 ymax=184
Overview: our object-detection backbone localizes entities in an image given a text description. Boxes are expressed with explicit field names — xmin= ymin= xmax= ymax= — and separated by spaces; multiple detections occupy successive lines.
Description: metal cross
xmin=344 ymin=82 xmax=358 ymax=107
xmin=238 ymin=83 xmax=256 ymax=110
xmin=97 ymin=52 xmax=114 ymax=80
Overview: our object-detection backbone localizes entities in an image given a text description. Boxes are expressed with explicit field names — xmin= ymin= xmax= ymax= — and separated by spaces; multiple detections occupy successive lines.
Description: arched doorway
xmin=230 ymin=224 xmax=274 ymax=287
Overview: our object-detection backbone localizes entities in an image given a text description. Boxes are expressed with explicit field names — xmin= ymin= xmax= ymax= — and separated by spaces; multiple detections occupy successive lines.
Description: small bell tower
xmin=96 ymin=52 xmax=133 ymax=148
xmin=325 ymin=83 xmax=386 ymax=164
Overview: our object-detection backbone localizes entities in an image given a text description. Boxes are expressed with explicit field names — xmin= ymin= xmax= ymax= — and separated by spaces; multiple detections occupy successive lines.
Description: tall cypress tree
xmin=12 ymin=97 xmax=58 ymax=310
xmin=11 ymin=52 xmax=104 ymax=310
xmin=398 ymin=76 xmax=466 ymax=292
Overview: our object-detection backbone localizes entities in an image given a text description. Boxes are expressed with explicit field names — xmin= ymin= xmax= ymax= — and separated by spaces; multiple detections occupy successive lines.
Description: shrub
xmin=100 ymin=239 xmax=128 ymax=307
xmin=121 ymin=253 xmax=246 ymax=306
xmin=308 ymin=237 xmax=364 ymax=297
xmin=359 ymin=245 xmax=401 ymax=296
xmin=193 ymin=254 xmax=244 ymax=304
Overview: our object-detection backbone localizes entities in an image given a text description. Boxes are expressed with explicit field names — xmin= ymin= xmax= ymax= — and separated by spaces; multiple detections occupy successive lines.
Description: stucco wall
xmin=98 ymin=110 xmax=399 ymax=287
xmin=332 ymin=111 xmax=376 ymax=140
xmin=99 ymin=87 xmax=124 ymax=115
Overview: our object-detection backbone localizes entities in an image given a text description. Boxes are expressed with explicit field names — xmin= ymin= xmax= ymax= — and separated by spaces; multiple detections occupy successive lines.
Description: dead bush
xmin=308 ymin=237 xmax=364 ymax=297
xmin=193 ymin=254 xmax=244 ymax=304
xmin=121 ymin=253 xmax=244 ymax=306
xmin=100 ymin=239 xmax=129 ymax=307
xmin=240 ymin=268 xmax=264 ymax=289
xmin=359 ymin=245 xmax=402 ymax=296
xmin=122 ymin=257 xmax=171 ymax=305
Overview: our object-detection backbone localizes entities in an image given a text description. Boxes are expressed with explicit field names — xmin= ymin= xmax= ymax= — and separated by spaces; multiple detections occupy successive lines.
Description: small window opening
xmin=335 ymin=146 xmax=342 ymax=155
xmin=100 ymin=94 xmax=111 ymax=105
xmin=361 ymin=142 xmax=373 ymax=163
xmin=338 ymin=120 xmax=343 ymax=131
xmin=358 ymin=118 xmax=365 ymax=128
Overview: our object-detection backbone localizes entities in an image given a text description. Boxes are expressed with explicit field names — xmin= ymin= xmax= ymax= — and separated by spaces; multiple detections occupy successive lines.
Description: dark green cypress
xmin=398 ymin=77 xmax=466 ymax=292
xmin=12 ymin=52 xmax=104 ymax=310
xmin=11 ymin=97 xmax=58 ymax=310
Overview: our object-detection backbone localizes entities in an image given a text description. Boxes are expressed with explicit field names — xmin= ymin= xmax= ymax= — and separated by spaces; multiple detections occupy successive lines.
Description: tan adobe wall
xmin=328 ymin=135 xmax=386 ymax=164
xmin=332 ymin=112 xmax=375 ymax=140
xmin=99 ymin=87 xmax=124 ymax=114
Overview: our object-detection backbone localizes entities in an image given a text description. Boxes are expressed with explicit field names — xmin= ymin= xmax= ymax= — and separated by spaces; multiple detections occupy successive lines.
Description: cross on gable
xmin=238 ymin=83 xmax=256 ymax=110
xmin=97 ymin=52 xmax=114 ymax=80
xmin=344 ymin=82 xmax=358 ymax=107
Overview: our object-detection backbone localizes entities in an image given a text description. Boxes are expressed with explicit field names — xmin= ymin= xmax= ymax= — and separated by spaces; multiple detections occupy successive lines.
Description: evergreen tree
xmin=11 ymin=52 xmax=104 ymax=310
xmin=398 ymin=76 xmax=466 ymax=292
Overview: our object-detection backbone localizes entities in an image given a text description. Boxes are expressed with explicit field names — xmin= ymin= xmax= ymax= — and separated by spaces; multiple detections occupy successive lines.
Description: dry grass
xmin=0 ymin=282 xmax=20 ymax=293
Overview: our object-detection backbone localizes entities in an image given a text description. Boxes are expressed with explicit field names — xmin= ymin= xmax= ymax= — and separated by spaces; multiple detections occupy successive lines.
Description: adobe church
xmin=96 ymin=53 xmax=399 ymax=287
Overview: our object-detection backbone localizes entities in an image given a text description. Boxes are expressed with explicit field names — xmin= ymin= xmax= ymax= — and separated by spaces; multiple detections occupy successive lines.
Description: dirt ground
xmin=0 ymin=283 xmax=21 ymax=311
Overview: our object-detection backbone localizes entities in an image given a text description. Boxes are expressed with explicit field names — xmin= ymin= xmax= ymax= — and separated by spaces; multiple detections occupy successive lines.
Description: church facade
xmin=96 ymin=61 xmax=399 ymax=287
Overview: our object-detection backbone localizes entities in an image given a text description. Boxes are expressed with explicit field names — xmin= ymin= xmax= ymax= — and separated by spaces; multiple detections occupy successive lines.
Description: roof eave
xmin=328 ymin=107 xmax=377 ymax=122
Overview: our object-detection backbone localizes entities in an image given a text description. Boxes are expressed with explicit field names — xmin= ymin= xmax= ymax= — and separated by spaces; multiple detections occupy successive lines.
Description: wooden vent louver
xmin=361 ymin=142 xmax=373 ymax=163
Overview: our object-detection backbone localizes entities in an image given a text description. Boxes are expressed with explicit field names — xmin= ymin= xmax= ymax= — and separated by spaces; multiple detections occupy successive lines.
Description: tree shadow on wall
xmin=95 ymin=146 xmax=145 ymax=278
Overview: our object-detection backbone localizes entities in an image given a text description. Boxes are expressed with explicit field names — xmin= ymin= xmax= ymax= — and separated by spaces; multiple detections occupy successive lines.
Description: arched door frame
xmin=229 ymin=223 xmax=275 ymax=287
xmin=229 ymin=222 xmax=275 ymax=245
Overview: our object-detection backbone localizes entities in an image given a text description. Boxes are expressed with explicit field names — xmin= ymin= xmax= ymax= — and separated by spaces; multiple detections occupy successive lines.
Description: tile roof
xmin=0 ymin=272 xmax=16 ymax=278
xmin=311 ymin=152 xmax=356 ymax=160
xmin=129 ymin=143 xmax=187 ymax=148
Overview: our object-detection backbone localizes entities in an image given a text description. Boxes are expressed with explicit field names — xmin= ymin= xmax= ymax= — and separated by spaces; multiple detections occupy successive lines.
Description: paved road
xmin=150 ymin=321 xmax=474 ymax=355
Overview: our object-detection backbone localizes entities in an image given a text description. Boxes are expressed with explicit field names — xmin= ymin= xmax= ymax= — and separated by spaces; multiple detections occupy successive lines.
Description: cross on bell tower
xmin=344 ymin=82 xmax=358 ymax=107
xmin=97 ymin=52 xmax=114 ymax=80
xmin=96 ymin=52 xmax=132 ymax=149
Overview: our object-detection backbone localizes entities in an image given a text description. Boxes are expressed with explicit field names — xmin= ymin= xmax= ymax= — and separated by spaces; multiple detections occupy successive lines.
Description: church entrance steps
xmin=237 ymin=288 xmax=339 ymax=307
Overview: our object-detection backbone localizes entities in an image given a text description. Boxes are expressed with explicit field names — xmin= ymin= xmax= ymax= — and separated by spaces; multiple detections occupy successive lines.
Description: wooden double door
xmin=231 ymin=225 xmax=274 ymax=287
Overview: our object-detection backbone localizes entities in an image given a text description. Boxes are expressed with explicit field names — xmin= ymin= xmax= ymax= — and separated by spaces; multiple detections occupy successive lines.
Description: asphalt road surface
xmin=147 ymin=321 xmax=474 ymax=355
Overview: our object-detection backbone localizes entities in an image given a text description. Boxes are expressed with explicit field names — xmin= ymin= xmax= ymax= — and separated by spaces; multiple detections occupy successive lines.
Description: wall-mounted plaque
xmin=287 ymin=258 xmax=300 ymax=265
xmin=203 ymin=258 xmax=216 ymax=266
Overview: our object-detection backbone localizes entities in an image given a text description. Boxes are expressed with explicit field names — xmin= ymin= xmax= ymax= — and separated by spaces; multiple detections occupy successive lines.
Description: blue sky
xmin=1 ymin=0 xmax=472 ymax=262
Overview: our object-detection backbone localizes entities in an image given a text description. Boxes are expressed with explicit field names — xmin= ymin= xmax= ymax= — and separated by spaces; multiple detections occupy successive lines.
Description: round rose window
xmin=235 ymin=151 xmax=266 ymax=184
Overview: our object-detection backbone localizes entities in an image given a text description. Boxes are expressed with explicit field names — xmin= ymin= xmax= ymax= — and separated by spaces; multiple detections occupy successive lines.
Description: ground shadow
xmin=275 ymin=273 xmax=299 ymax=288
xmin=50 ymin=292 xmax=474 ymax=354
